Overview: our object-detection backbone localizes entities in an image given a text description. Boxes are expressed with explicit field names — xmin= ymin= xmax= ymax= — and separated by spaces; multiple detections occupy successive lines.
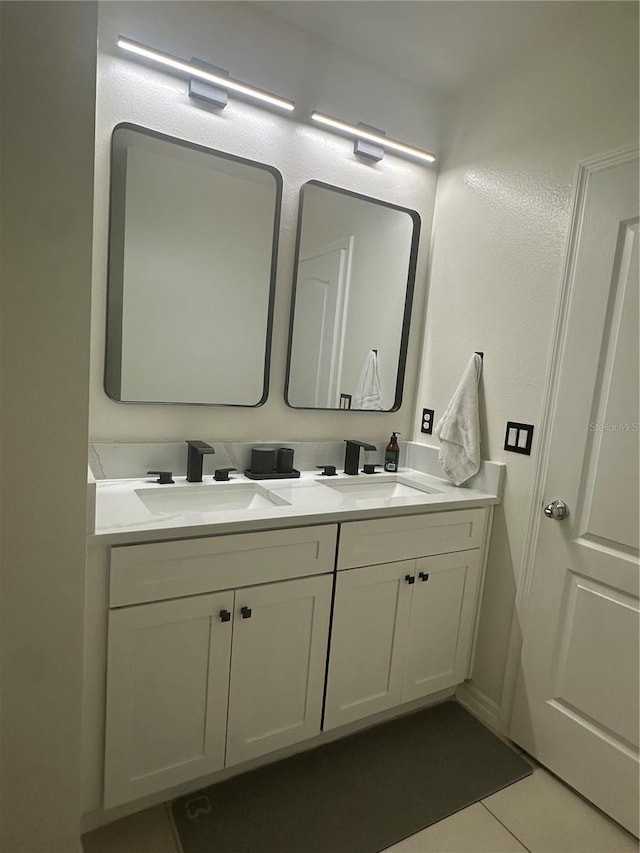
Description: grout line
xmin=479 ymin=801 xmax=533 ymax=853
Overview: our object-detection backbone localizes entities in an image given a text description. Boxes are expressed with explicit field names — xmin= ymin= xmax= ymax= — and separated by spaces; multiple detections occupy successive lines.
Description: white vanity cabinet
xmin=323 ymin=509 xmax=487 ymax=731
xmin=93 ymin=505 xmax=494 ymax=814
xmin=102 ymin=525 xmax=336 ymax=809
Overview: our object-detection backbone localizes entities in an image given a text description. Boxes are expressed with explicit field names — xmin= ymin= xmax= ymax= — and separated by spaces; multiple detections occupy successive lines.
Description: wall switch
xmin=504 ymin=421 xmax=534 ymax=455
xmin=421 ymin=408 xmax=435 ymax=434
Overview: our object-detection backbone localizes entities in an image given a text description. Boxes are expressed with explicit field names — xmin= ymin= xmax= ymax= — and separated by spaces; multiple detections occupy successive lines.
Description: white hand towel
xmin=353 ymin=350 xmax=384 ymax=410
xmin=434 ymin=353 xmax=482 ymax=485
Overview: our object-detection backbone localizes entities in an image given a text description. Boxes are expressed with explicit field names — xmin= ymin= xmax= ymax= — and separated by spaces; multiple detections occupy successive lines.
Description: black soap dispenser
xmin=384 ymin=432 xmax=400 ymax=472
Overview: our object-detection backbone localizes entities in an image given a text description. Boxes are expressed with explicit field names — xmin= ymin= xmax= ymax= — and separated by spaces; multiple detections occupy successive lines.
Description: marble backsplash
xmin=88 ymin=440 xmax=505 ymax=498
xmin=88 ymin=439 xmax=394 ymax=481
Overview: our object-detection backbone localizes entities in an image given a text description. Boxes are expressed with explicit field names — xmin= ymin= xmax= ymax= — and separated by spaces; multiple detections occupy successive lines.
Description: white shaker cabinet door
xmin=225 ymin=574 xmax=332 ymax=766
xmin=402 ymin=549 xmax=481 ymax=702
xmin=103 ymin=591 xmax=233 ymax=809
xmin=324 ymin=561 xmax=414 ymax=731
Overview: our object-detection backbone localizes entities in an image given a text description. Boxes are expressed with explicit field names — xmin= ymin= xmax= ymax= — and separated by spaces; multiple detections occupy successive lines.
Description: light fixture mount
xmin=117 ymin=36 xmax=295 ymax=113
xmin=354 ymin=123 xmax=385 ymax=162
xmin=188 ymin=61 xmax=229 ymax=109
xmin=311 ymin=111 xmax=435 ymax=165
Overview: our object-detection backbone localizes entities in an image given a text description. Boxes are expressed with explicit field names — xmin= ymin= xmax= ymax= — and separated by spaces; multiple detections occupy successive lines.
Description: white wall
xmin=414 ymin=1 xmax=639 ymax=716
xmin=91 ymin=0 xmax=441 ymax=442
xmin=0 ymin=3 xmax=97 ymax=851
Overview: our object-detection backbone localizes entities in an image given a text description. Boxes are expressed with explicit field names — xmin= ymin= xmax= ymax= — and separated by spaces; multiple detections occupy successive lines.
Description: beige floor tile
xmin=482 ymin=768 xmax=639 ymax=853
xmin=381 ymin=802 xmax=527 ymax=852
xmin=82 ymin=804 xmax=179 ymax=853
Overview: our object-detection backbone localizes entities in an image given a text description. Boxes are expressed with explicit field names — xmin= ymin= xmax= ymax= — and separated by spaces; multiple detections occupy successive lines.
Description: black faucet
xmin=343 ymin=440 xmax=377 ymax=475
xmin=186 ymin=440 xmax=215 ymax=482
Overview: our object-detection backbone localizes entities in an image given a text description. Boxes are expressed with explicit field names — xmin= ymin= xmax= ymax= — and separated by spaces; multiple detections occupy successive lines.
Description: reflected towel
xmin=435 ymin=353 xmax=482 ymax=485
xmin=353 ymin=350 xmax=384 ymax=410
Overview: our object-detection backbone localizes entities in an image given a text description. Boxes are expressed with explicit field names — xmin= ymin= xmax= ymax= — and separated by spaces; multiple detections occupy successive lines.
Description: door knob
xmin=405 ymin=574 xmax=415 ymax=585
xmin=240 ymin=606 xmax=252 ymax=619
xmin=544 ymin=499 xmax=569 ymax=520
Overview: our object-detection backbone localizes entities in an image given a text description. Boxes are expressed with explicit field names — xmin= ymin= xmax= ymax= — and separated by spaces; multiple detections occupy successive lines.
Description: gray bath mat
xmin=172 ymin=701 xmax=531 ymax=853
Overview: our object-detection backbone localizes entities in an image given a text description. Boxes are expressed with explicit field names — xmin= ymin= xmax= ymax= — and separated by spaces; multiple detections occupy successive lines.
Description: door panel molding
xmin=552 ymin=573 xmax=639 ymax=747
xmin=578 ymin=221 xmax=639 ymax=551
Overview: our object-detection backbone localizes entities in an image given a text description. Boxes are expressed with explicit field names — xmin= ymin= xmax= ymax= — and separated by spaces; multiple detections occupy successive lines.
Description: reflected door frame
xmin=294 ymin=237 xmax=353 ymax=408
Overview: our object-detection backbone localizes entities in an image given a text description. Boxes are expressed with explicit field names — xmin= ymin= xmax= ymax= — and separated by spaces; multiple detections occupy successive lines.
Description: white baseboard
xmin=456 ymin=681 xmax=501 ymax=732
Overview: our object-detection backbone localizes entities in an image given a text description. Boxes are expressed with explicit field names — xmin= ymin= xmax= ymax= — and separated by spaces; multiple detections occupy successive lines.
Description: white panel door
xmin=324 ymin=561 xmax=413 ymax=731
xmin=402 ymin=550 xmax=481 ymax=702
xmin=511 ymin=150 xmax=639 ymax=834
xmin=103 ymin=591 xmax=233 ymax=808
xmin=225 ymin=575 xmax=332 ymax=766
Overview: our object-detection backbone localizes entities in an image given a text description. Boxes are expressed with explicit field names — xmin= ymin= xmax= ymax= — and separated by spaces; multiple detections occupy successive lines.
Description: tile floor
xmin=82 ymin=766 xmax=638 ymax=853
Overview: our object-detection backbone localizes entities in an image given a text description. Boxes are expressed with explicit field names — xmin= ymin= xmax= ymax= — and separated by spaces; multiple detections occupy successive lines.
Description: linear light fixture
xmin=311 ymin=111 xmax=436 ymax=164
xmin=117 ymin=36 xmax=295 ymax=113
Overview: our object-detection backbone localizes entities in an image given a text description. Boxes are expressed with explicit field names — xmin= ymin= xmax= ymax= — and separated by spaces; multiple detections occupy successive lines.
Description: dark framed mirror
xmin=285 ymin=180 xmax=420 ymax=411
xmin=105 ymin=124 xmax=282 ymax=406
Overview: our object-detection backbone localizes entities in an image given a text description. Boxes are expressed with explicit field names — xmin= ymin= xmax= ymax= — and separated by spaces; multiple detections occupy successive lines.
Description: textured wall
xmin=90 ymin=1 xmax=440 ymax=442
xmin=415 ymin=2 xmax=639 ymax=713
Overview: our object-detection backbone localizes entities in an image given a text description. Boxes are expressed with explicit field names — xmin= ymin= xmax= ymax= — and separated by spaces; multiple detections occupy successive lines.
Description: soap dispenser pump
xmin=384 ymin=432 xmax=400 ymax=472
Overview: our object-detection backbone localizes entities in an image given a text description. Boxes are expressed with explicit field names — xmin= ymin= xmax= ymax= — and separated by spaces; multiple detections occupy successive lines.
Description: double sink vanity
xmin=82 ymin=441 xmax=504 ymax=826
xmin=79 ymin=76 xmax=507 ymax=832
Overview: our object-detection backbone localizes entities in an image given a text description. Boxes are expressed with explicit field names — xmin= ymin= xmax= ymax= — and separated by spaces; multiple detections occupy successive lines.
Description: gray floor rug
xmin=172 ymin=701 xmax=532 ymax=853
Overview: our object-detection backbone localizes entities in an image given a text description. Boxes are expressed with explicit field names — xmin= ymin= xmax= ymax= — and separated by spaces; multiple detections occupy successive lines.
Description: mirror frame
xmin=104 ymin=123 xmax=283 ymax=407
xmin=284 ymin=180 xmax=421 ymax=412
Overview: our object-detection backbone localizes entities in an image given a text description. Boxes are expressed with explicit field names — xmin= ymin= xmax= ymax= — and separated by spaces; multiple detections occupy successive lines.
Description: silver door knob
xmin=544 ymin=499 xmax=569 ymax=520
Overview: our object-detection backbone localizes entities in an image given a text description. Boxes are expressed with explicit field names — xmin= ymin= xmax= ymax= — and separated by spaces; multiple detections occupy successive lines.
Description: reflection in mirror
xmin=105 ymin=125 xmax=282 ymax=405
xmin=285 ymin=181 xmax=420 ymax=411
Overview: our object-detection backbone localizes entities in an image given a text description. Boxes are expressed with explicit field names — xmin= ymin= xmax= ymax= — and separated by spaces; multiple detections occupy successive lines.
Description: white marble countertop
xmin=89 ymin=465 xmax=502 ymax=546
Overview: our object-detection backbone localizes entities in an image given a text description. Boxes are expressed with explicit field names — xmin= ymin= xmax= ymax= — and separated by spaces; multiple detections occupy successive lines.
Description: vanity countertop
xmin=89 ymin=467 xmax=501 ymax=546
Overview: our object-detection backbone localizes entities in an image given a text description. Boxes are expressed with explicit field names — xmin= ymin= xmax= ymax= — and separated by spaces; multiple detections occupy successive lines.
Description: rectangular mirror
xmin=105 ymin=124 xmax=282 ymax=405
xmin=285 ymin=181 xmax=420 ymax=411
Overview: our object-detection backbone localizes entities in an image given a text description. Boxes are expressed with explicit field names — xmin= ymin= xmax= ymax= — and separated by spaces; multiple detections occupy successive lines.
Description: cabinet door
xmin=324 ymin=561 xmax=414 ymax=731
xmin=402 ymin=549 xmax=481 ymax=702
xmin=225 ymin=575 xmax=332 ymax=766
xmin=104 ymin=591 xmax=233 ymax=808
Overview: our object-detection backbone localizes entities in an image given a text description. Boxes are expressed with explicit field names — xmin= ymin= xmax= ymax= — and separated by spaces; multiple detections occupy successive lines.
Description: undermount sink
xmin=317 ymin=476 xmax=442 ymax=504
xmin=135 ymin=483 xmax=290 ymax=515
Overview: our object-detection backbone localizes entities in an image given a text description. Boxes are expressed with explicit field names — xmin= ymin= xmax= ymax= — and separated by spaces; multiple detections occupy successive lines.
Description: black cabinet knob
xmin=219 ymin=609 xmax=231 ymax=622
xmin=419 ymin=572 xmax=430 ymax=582
xmin=240 ymin=606 xmax=252 ymax=619
xmin=405 ymin=574 xmax=415 ymax=585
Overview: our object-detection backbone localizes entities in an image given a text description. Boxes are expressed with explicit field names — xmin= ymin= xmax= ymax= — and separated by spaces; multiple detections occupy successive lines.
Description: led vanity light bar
xmin=117 ymin=36 xmax=296 ymax=113
xmin=311 ymin=111 xmax=436 ymax=164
